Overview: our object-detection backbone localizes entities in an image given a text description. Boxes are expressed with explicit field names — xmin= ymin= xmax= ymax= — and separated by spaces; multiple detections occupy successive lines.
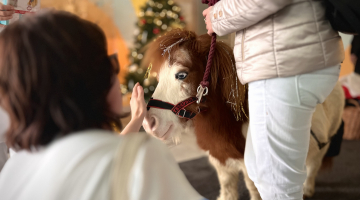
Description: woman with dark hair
xmin=0 ymin=10 xmax=205 ymax=200
xmin=0 ymin=1 xmax=15 ymax=171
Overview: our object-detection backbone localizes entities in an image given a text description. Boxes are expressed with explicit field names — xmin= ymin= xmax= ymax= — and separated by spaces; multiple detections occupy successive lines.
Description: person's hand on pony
xmin=121 ymin=83 xmax=147 ymax=135
xmin=0 ymin=3 xmax=14 ymax=27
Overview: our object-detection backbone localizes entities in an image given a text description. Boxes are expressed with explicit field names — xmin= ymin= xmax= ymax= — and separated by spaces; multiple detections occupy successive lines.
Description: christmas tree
xmin=125 ymin=0 xmax=185 ymax=100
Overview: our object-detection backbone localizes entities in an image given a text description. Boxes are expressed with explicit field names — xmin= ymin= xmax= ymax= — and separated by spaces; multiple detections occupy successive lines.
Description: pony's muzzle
xmin=142 ymin=114 xmax=159 ymax=135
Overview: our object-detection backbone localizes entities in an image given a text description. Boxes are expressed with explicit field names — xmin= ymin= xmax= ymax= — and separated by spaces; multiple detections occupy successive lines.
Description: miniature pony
xmin=142 ymin=29 xmax=344 ymax=200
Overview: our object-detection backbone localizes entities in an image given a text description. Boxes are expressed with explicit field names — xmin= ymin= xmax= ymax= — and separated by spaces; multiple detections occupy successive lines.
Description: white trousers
xmin=244 ymin=65 xmax=340 ymax=200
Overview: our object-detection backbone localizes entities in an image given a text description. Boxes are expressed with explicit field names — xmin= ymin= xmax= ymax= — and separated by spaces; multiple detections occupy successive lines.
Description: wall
xmin=340 ymin=33 xmax=355 ymax=77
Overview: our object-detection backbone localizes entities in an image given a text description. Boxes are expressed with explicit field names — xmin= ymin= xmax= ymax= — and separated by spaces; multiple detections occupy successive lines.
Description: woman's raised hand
xmin=0 ymin=3 xmax=14 ymax=27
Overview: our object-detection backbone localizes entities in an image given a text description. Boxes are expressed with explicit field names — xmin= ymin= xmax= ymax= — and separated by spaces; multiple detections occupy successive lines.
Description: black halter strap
xmin=311 ymin=130 xmax=329 ymax=150
xmin=147 ymin=97 xmax=199 ymax=119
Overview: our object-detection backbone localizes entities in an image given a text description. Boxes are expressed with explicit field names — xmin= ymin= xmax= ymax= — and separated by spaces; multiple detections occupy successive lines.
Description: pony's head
xmin=142 ymin=29 xmax=248 ymax=148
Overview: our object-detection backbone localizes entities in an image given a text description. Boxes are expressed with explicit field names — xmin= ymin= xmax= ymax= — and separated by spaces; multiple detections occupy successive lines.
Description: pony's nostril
xmin=143 ymin=115 xmax=160 ymax=135
xmin=149 ymin=116 xmax=159 ymax=131
xmin=150 ymin=117 xmax=156 ymax=130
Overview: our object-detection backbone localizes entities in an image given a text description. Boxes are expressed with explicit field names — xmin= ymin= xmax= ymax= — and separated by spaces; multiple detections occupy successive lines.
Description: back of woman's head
xmin=0 ymin=10 xmax=121 ymax=150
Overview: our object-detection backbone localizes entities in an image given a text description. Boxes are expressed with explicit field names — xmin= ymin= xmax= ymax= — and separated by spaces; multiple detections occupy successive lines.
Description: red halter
xmin=147 ymin=97 xmax=200 ymax=120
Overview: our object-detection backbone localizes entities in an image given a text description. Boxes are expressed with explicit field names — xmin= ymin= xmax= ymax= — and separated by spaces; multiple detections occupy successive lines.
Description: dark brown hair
xmin=0 ymin=10 xmax=122 ymax=150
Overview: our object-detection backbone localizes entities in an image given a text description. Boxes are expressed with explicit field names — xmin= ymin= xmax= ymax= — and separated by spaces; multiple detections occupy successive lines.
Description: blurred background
xmin=40 ymin=0 xmax=355 ymax=102
xmin=40 ymin=0 xmax=236 ymax=101
xmin=39 ymin=0 xmax=356 ymax=115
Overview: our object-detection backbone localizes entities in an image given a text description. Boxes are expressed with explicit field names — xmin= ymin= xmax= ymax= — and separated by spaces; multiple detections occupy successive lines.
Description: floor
xmin=119 ymin=45 xmax=359 ymax=199
xmin=179 ymin=140 xmax=360 ymax=200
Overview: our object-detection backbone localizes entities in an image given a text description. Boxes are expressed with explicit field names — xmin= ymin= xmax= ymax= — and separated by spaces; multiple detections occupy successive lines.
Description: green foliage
xmin=125 ymin=0 xmax=185 ymax=100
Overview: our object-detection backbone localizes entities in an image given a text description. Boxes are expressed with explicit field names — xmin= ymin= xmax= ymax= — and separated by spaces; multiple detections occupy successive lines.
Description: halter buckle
xmin=196 ymin=85 xmax=208 ymax=104
xmin=178 ymin=109 xmax=187 ymax=118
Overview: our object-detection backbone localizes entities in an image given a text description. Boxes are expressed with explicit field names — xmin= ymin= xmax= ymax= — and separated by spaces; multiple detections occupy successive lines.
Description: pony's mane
xmin=144 ymin=29 xmax=248 ymax=121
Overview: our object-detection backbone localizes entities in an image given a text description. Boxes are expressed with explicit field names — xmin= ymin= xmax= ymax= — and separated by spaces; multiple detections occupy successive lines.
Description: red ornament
xmin=180 ymin=16 xmax=184 ymax=21
xmin=153 ymin=28 xmax=160 ymax=34
xmin=141 ymin=19 xmax=146 ymax=25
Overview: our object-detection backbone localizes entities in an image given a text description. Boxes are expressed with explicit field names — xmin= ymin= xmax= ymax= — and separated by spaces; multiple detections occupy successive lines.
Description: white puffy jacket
xmin=210 ymin=0 xmax=345 ymax=84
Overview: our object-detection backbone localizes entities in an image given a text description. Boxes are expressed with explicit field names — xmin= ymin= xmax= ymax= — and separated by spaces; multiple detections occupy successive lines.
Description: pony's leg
xmin=303 ymin=138 xmax=329 ymax=197
xmin=209 ymin=155 xmax=239 ymax=200
xmin=239 ymin=160 xmax=261 ymax=200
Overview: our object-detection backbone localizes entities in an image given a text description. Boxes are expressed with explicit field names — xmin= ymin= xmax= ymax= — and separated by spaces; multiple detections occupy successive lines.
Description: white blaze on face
xmin=142 ymin=50 xmax=194 ymax=145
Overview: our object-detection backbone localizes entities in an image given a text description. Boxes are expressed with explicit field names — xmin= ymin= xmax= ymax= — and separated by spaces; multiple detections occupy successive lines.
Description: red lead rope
xmin=200 ymin=34 xmax=216 ymax=88
xmin=196 ymin=0 xmax=220 ymax=104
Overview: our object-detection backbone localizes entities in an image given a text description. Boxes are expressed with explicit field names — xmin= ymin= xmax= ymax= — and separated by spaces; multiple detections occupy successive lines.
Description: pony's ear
xmin=210 ymin=41 xmax=248 ymax=121
xmin=142 ymin=36 xmax=167 ymax=74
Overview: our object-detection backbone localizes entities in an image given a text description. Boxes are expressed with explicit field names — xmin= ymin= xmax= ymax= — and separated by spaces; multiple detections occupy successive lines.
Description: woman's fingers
xmin=202 ymin=6 xmax=212 ymax=17
xmin=0 ymin=10 xmax=15 ymax=17
xmin=137 ymin=85 xmax=144 ymax=100
xmin=202 ymin=9 xmax=208 ymax=17
xmin=0 ymin=4 xmax=14 ymax=21
xmin=0 ymin=3 xmax=14 ymax=11
xmin=0 ymin=16 xmax=13 ymax=21
xmin=132 ymin=83 xmax=139 ymax=99
xmin=206 ymin=25 xmax=214 ymax=35
xmin=203 ymin=6 xmax=214 ymax=35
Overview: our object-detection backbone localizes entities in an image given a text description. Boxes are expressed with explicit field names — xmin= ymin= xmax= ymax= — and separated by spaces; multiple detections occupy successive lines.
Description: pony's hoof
xmin=303 ymin=185 xmax=315 ymax=198
xmin=250 ymin=197 xmax=262 ymax=200
xmin=216 ymin=195 xmax=237 ymax=200
xmin=249 ymin=193 xmax=262 ymax=200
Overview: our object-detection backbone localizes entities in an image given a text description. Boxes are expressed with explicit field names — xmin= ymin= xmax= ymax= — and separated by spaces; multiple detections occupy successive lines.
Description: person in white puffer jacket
xmin=203 ymin=0 xmax=344 ymax=199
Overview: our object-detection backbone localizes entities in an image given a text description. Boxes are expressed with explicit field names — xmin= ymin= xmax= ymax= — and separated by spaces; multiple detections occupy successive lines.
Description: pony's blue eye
xmin=175 ymin=72 xmax=188 ymax=80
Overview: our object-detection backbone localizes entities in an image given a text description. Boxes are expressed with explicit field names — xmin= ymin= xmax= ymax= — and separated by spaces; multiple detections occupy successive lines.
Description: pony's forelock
xmin=143 ymin=29 xmax=208 ymax=72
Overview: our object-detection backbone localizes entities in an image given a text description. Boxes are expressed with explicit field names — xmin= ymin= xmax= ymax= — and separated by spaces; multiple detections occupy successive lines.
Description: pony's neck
xmin=193 ymin=95 xmax=247 ymax=164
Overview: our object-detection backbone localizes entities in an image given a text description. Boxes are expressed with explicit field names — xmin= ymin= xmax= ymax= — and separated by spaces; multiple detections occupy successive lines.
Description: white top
xmin=0 ymin=130 xmax=206 ymax=200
